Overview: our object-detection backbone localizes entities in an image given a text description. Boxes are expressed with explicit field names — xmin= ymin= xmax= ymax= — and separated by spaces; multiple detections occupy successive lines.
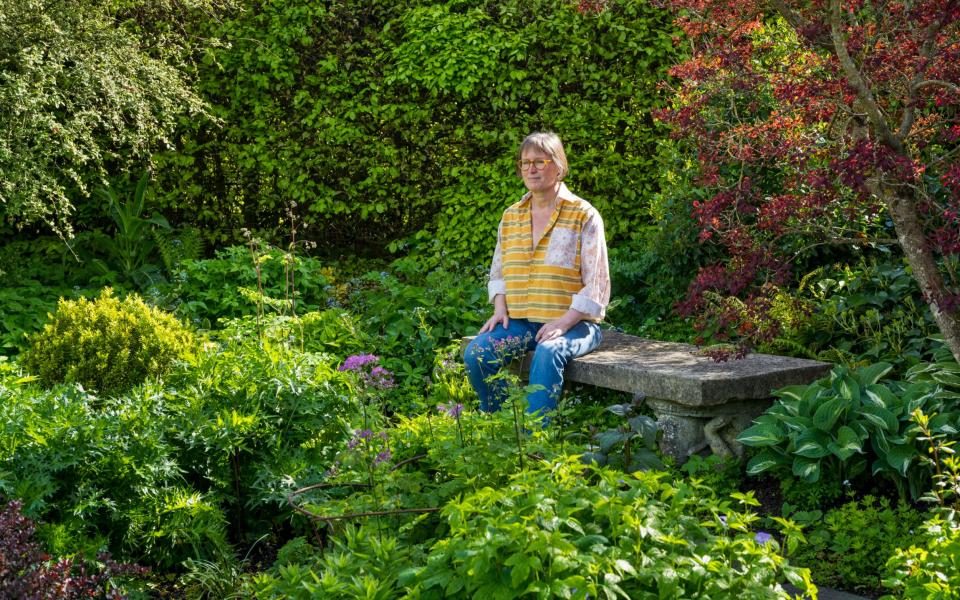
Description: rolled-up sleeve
xmin=571 ymin=210 xmax=610 ymax=319
xmin=487 ymin=217 xmax=507 ymax=302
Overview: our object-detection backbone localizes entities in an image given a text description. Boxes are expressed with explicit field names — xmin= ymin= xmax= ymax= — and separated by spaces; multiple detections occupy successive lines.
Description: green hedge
xmin=155 ymin=0 xmax=680 ymax=261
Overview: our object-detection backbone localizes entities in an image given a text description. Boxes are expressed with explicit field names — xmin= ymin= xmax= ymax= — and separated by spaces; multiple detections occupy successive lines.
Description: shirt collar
xmin=519 ymin=183 xmax=575 ymax=209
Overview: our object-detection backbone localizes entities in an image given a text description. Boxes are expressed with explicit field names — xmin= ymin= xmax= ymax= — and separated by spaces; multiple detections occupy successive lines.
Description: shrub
xmin=21 ymin=288 xmax=196 ymax=395
xmin=154 ymin=0 xmax=680 ymax=259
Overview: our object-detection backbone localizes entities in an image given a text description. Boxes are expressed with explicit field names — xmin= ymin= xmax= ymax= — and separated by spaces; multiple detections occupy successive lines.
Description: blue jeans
xmin=463 ymin=318 xmax=602 ymax=416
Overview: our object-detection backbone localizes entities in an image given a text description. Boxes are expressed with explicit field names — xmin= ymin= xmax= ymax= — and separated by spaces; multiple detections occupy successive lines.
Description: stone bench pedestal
xmin=465 ymin=331 xmax=831 ymax=463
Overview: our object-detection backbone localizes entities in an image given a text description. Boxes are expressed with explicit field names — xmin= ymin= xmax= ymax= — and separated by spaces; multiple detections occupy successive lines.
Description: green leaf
xmin=864 ymin=383 xmax=897 ymax=408
xmin=794 ymin=430 xmax=832 ymax=458
xmin=885 ymin=444 xmax=916 ymax=476
xmin=595 ymin=431 xmax=632 ymax=453
xmin=792 ymin=457 xmax=821 ymax=483
xmin=737 ymin=421 xmax=784 ymax=446
xmin=859 ymin=404 xmax=898 ymax=432
xmin=746 ymin=450 xmax=788 ymax=475
xmin=836 ymin=375 xmax=861 ymax=402
xmin=813 ymin=398 xmax=845 ymax=431
xmin=856 ymin=362 xmax=892 ymax=385
xmin=828 ymin=426 xmax=863 ymax=460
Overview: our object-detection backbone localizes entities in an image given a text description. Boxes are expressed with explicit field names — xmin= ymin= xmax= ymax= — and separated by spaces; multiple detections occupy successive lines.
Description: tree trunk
xmin=884 ymin=186 xmax=960 ymax=364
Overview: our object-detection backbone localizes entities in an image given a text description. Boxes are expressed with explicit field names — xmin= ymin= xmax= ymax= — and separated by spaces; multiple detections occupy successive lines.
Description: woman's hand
xmin=479 ymin=294 xmax=509 ymax=333
xmin=535 ymin=310 xmax=585 ymax=342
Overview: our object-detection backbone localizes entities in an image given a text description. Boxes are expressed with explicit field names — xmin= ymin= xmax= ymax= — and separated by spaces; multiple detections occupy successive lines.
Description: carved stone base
xmin=645 ymin=396 xmax=770 ymax=463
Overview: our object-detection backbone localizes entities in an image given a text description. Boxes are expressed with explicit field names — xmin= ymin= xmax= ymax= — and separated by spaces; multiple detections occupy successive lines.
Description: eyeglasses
xmin=517 ymin=158 xmax=554 ymax=171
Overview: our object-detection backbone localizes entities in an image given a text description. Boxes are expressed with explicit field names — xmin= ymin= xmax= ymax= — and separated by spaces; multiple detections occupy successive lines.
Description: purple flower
xmin=719 ymin=515 xmax=728 ymax=526
xmin=437 ymin=402 xmax=464 ymax=419
xmin=367 ymin=365 xmax=395 ymax=389
xmin=358 ymin=429 xmax=374 ymax=439
xmin=754 ymin=531 xmax=773 ymax=545
xmin=374 ymin=450 xmax=392 ymax=465
xmin=339 ymin=354 xmax=379 ymax=372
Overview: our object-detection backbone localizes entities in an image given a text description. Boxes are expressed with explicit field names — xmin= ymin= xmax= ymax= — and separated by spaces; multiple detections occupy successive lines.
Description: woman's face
xmin=520 ymin=147 xmax=560 ymax=195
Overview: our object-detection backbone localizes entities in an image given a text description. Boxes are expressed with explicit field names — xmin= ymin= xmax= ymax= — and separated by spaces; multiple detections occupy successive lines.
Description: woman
xmin=464 ymin=131 xmax=610 ymax=418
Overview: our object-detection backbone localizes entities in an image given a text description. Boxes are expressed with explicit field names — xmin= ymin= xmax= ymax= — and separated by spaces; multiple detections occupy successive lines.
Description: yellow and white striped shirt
xmin=488 ymin=184 xmax=610 ymax=323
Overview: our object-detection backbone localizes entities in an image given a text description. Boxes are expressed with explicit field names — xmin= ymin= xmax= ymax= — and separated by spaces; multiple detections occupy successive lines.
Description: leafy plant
xmin=581 ymin=393 xmax=665 ymax=473
xmin=405 ymin=459 xmax=812 ymax=598
xmin=163 ymin=245 xmax=330 ymax=328
xmin=879 ymin=404 xmax=960 ymax=599
xmin=788 ymin=495 xmax=925 ymax=595
xmin=766 ymin=258 xmax=941 ymax=374
xmin=739 ymin=362 xmax=959 ymax=500
xmin=21 ymin=288 xmax=197 ymax=395
xmin=678 ymin=453 xmax=743 ymax=499
xmin=88 ymin=171 xmax=172 ymax=288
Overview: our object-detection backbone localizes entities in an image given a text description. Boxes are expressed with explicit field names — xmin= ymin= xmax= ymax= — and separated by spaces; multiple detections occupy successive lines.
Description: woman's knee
xmin=464 ymin=336 xmax=493 ymax=371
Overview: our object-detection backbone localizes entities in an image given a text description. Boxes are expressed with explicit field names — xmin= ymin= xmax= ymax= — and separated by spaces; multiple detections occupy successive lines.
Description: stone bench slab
xmin=562 ymin=331 xmax=831 ymax=407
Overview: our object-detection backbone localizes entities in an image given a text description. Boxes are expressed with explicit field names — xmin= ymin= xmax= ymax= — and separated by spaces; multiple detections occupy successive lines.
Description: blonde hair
xmin=515 ymin=131 xmax=569 ymax=180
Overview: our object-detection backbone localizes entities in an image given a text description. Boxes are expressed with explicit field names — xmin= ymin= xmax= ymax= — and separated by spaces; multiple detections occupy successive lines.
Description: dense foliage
xmin=658 ymin=0 xmax=960 ymax=361
xmin=0 ymin=0 xmax=223 ymax=236
xmin=153 ymin=0 xmax=679 ymax=258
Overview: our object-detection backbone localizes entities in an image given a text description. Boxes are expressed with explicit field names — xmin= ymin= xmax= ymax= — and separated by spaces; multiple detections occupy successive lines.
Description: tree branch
xmin=912 ymin=79 xmax=960 ymax=94
xmin=828 ymin=0 xmax=903 ymax=153
xmin=898 ymin=17 xmax=947 ymax=140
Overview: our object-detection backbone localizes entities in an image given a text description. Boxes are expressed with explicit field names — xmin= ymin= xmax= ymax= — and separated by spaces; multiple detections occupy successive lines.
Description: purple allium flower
xmin=339 ymin=354 xmax=379 ymax=372
xmin=437 ymin=402 xmax=464 ymax=419
xmin=754 ymin=531 xmax=773 ymax=544
xmin=374 ymin=450 xmax=392 ymax=465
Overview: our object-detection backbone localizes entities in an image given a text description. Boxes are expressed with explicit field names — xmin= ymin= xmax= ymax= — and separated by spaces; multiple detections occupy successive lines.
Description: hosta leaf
xmin=794 ymin=430 xmax=832 ymax=458
xmin=859 ymin=405 xmax=897 ymax=432
xmin=864 ymin=383 xmax=897 ymax=408
xmin=746 ymin=450 xmax=788 ymax=475
xmin=836 ymin=375 xmax=860 ymax=402
xmin=813 ymin=398 xmax=845 ymax=431
xmin=774 ymin=385 xmax=809 ymax=402
xmin=856 ymin=362 xmax=892 ymax=386
xmin=737 ymin=422 xmax=784 ymax=446
xmin=932 ymin=371 xmax=960 ymax=386
xmin=828 ymin=426 xmax=863 ymax=460
xmin=885 ymin=444 xmax=916 ymax=476
xmin=792 ymin=457 xmax=821 ymax=483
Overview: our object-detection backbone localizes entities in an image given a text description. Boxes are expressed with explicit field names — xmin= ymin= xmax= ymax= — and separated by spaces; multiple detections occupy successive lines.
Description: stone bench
xmin=465 ymin=331 xmax=831 ymax=463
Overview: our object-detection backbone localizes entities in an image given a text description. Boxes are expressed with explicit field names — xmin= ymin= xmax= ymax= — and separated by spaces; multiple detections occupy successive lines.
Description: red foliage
xmin=0 ymin=500 xmax=148 ymax=599
xmin=657 ymin=0 xmax=960 ymax=355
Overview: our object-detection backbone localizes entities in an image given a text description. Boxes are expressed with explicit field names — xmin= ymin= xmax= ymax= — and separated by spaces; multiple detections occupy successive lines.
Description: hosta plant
xmin=739 ymin=362 xmax=959 ymax=499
